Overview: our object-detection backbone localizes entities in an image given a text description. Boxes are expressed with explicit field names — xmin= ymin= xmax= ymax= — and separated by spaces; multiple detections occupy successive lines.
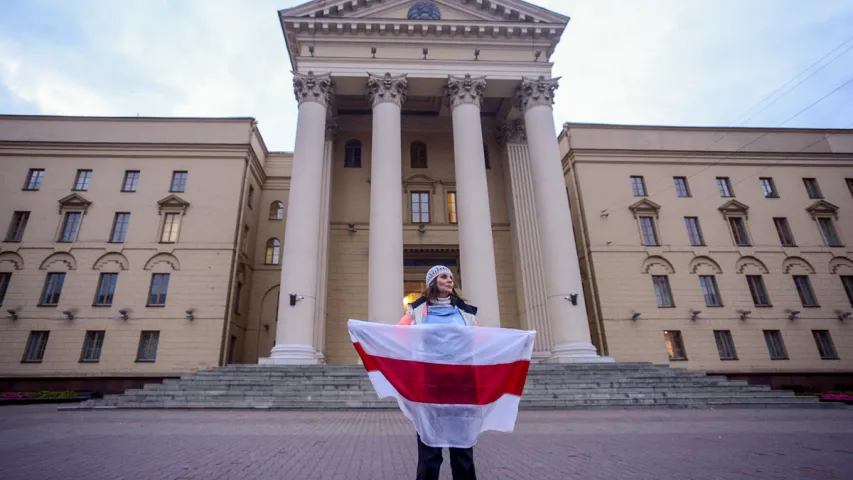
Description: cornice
xmin=295 ymin=56 xmax=551 ymax=80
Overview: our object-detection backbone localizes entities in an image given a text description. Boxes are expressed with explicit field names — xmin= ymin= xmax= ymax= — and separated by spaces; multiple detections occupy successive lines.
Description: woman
xmin=398 ymin=265 xmax=478 ymax=480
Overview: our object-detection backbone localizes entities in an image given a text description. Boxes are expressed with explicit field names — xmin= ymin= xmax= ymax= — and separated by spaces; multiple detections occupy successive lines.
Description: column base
xmin=531 ymin=351 xmax=553 ymax=363
xmin=259 ymin=344 xmax=322 ymax=365
xmin=544 ymin=342 xmax=616 ymax=363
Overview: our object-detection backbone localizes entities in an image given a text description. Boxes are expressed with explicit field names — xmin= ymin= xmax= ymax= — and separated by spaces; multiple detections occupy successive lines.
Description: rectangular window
xmin=716 ymin=177 xmax=734 ymax=197
xmin=728 ymin=217 xmax=750 ymax=246
xmin=242 ymin=225 xmax=249 ymax=254
xmin=673 ymin=177 xmax=690 ymax=197
xmin=22 ymin=331 xmax=49 ymax=362
xmin=247 ymin=185 xmax=254 ymax=208
xmin=59 ymin=212 xmax=82 ymax=242
xmin=773 ymin=218 xmax=796 ymax=246
xmin=639 ymin=216 xmax=658 ymax=246
xmin=847 ymin=178 xmax=853 ymax=198
xmin=73 ymin=169 xmax=92 ymax=191
xmin=170 ymin=171 xmax=187 ymax=193
xmin=817 ymin=218 xmax=842 ymax=247
xmin=803 ymin=178 xmax=823 ymax=199
xmin=447 ymin=192 xmax=458 ymax=224
xmin=746 ymin=275 xmax=771 ymax=307
xmin=0 ymin=272 xmax=10 ymax=305
xmin=80 ymin=331 xmax=105 ymax=362
xmin=630 ymin=176 xmax=647 ymax=196
xmin=234 ymin=282 xmax=243 ymax=314
xmin=652 ymin=276 xmax=674 ymax=307
xmin=136 ymin=331 xmax=159 ymax=362
xmin=94 ymin=273 xmax=118 ymax=306
xmin=663 ymin=330 xmax=687 ymax=360
xmin=684 ymin=217 xmax=704 ymax=246
xmin=109 ymin=213 xmax=130 ymax=243
xmin=6 ymin=211 xmax=29 ymax=242
xmin=40 ymin=273 xmax=65 ymax=305
xmin=122 ymin=170 xmax=139 ymax=192
xmin=764 ymin=330 xmax=787 ymax=360
xmin=842 ymin=276 xmax=853 ymax=305
xmin=24 ymin=169 xmax=45 ymax=190
xmin=812 ymin=330 xmax=838 ymax=360
xmin=759 ymin=177 xmax=778 ymax=198
xmin=148 ymin=274 xmax=169 ymax=306
xmin=714 ymin=330 xmax=738 ymax=360
xmin=699 ymin=275 xmax=722 ymax=306
xmin=793 ymin=275 xmax=819 ymax=307
xmin=411 ymin=192 xmax=430 ymax=223
xmin=160 ymin=213 xmax=180 ymax=243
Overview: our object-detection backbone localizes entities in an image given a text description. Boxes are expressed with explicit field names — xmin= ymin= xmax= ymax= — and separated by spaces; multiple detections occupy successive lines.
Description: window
xmin=773 ymin=218 xmax=796 ymax=246
xmin=847 ymin=178 xmax=853 ymax=198
xmin=716 ymin=177 xmax=734 ymax=197
xmin=817 ymin=218 xmax=842 ymax=247
xmin=94 ymin=273 xmax=118 ymax=306
xmin=6 ymin=211 xmax=29 ymax=242
xmin=483 ymin=143 xmax=491 ymax=170
xmin=746 ymin=275 xmax=771 ymax=307
xmin=812 ymin=330 xmax=838 ymax=360
xmin=0 ymin=272 xmax=10 ymax=305
xmin=122 ymin=170 xmax=139 ymax=192
xmin=148 ymin=273 xmax=169 ymax=306
xmin=842 ymin=276 xmax=853 ymax=305
xmin=269 ymin=201 xmax=284 ymax=220
xmin=684 ymin=217 xmax=704 ymax=246
xmin=265 ymin=238 xmax=281 ymax=265
xmin=40 ymin=273 xmax=65 ymax=305
xmin=60 ymin=212 xmax=82 ymax=242
xmin=24 ymin=169 xmax=45 ymax=190
xmin=652 ymin=276 xmax=674 ymax=307
xmin=234 ymin=282 xmax=243 ymax=314
xmin=22 ymin=331 xmax=49 ymax=362
xmin=714 ymin=331 xmax=737 ymax=360
xmin=673 ymin=177 xmax=690 ymax=197
xmin=242 ymin=225 xmax=249 ymax=254
xmin=759 ymin=177 xmax=778 ymax=198
xmin=447 ymin=192 xmax=457 ymax=224
xmin=728 ymin=217 xmax=750 ymax=246
xmin=247 ymin=185 xmax=254 ymax=208
xmin=639 ymin=216 xmax=658 ymax=246
xmin=793 ymin=275 xmax=818 ymax=307
xmin=80 ymin=331 xmax=105 ymax=362
xmin=110 ymin=213 xmax=130 ymax=243
xmin=630 ymin=176 xmax=647 ymax=196
xmin=344 ymin=139 xmax=362 ymax=168
xmin=170 ymin=171 xmax=188 ymax=193
xmin=73 ymin=169 xmax=92 ymax=191
xmin=137 ymin=331 xmax=159 ymax=362
xmin=410 ymin=142 xmax=428 ymax=168
xmin=803 ymin=178 xmax=823 ymax=199
xmin=764 ymin=330 xmax=787 ymax=360
xmin=663 ymin=330 xmax=686 ymax=360
xmin=699 ymin=275 xmax=722 ymax=307
xmin=411 ymin=192 xmax=430 ymax=223
xmin=160 ymin=213 xmax=180 ymax=243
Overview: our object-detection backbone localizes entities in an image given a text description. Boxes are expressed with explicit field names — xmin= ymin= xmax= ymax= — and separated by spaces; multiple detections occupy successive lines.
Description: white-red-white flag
xmin=347 ymin=319 xmax=536 ymax=448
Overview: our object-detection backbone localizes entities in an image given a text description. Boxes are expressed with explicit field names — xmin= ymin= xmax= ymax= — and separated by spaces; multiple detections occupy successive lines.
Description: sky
xmin=1 ymin=0 xmax=852 ymax=151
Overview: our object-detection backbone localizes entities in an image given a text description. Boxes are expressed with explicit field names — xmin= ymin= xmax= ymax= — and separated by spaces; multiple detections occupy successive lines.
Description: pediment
xmin=718 ymin=199 xmax=749 ymax=217
xmin=805 ymin=199 xmax=839 ymax=219
xmin=157 ymin=194 xmax=190 ymax=213
xmin=403 ymin=173 xmax=437 ymax=193
xmin=58 ymin=193 xmax=92 ymax=212
xmin=628 ymin=198 xmax=661 ymax=218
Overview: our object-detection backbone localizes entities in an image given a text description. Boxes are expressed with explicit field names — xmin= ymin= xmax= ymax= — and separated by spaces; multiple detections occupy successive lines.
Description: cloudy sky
xmin=1 ymin=0 xmax=852 ymax=151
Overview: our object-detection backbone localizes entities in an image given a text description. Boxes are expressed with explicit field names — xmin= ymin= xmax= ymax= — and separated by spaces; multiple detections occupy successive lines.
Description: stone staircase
xmin=69 ymin=363 xmax=832 ymax=410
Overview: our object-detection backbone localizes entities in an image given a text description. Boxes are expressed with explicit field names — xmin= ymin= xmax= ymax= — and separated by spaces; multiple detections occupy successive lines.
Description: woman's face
xmin=435 ymin=272 xmax=454 ymax=297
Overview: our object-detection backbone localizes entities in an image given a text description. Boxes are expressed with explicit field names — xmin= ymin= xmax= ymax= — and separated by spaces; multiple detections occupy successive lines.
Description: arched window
xmin=483 ymin=142 xmax=491 ymax=169
xmin=265 ymin=238 xmax=281 ymax=265
xmin=269 ymin=201 xmax=284 ymax=220
xmin=345 ymin=139 xmax=362 ymax=168
xmin=410 ymin=141 xmax=428 ymax=169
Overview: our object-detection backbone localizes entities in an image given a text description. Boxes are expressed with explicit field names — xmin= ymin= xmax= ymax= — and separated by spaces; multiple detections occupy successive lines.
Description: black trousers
xmin=416 ymin=434 xmax=476 ymax=480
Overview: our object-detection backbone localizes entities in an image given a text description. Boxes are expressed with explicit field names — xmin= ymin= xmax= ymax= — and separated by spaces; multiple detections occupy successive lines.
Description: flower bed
xmin=0 ymin=390 xmax=91 ymax=405
xmin=819 ymin=392 xmax=853 ymax=404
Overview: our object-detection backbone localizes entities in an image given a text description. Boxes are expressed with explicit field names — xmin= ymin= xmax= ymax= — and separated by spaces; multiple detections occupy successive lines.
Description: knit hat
xmin=426 ymin=265 xmax=452 ymax=287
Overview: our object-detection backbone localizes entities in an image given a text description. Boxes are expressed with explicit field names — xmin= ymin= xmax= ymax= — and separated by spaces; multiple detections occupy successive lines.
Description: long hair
xmin=420 ymin=283 xmax=466 ymax=304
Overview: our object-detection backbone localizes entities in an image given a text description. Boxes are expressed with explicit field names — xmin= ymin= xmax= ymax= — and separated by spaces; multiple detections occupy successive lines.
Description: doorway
xmin=402 ymin=250 xmax=460 ymax=312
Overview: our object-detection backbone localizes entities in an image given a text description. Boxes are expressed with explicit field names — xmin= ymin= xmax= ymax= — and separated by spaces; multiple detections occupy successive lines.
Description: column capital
xmin=514 ymin=75 xmax=560 ymax=113
xmin=367 ymin=72 xmax=408 ymax=108
xmin=496 ymin=119 xmax=527 ymax=148
xmin=293 ymin=71 xmax=334 ymax=108
xmin=445 ymin=74 xmax=487 ymax=110
xmin=325 ymin=121 xmax=338 ymax=142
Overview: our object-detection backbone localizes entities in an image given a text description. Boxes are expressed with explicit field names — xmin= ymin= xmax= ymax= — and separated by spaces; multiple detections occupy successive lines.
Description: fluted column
xmin=514 ymin=76 xmax=610 ymax=362
xmin=446 ymin=74 xmax=500 ymax=326
xmin=367 ymin=73 xmax=407 ymax=323
xmin=312 ymin=122 xmax=336 ymax=364
xmin=261 ymin=71 xmax=333 ymax=365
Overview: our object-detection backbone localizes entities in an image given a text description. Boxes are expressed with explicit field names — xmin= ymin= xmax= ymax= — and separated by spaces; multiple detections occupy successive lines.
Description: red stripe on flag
xmin=353 ymin=342 xmax=530 ymax=405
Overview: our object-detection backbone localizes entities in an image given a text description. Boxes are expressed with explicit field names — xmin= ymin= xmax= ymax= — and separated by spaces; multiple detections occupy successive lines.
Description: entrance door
xmin=402 ymin=256 xmax=460 ymax=312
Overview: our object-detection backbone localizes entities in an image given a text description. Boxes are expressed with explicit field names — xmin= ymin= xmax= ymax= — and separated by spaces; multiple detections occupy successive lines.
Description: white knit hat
xmin=426 ymin=265 xmax=452 ymax=287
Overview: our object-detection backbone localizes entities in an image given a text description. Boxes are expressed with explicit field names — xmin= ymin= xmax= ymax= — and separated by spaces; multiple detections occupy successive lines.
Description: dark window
xmin=247 ymin=185 xmax=254 ymax=208
xmin=699 ymin=275 xmax=722 ymax=306
xmin=136 ymin=331 xmax=159 ymax=362
xmin=673 ymin=177 xmax=690 ymax=197
xmin=73 ymin=170 xmax=92 ymax=191
xmin=759 ymin=177 xmax=778 ymax=198
xmin=22 ymin=331 xmax=49 ymax=362
xmin=60 ymin=212 xmax=82 ymax=242
xmin=110 ymin=213 xmax=130 ymax=243
xmin=812 ymin=330 xmax=838 ymax=360
xmin=234 ymin=282 xmax=243 ymax=314
xmin=148 ymin=273 xmax=170 ymax=306
xmin=122 ymin=171 xmax=139 ymax=192
xmin=447 ymin=192 xmax=458 ymax=224
xmin=684 ymin=217 xmax=704 ymax=246
xmin=716 ymin=177 xmax=734 ymax=197
xmin=6 ymin=211 xmax=29 ymax=242
xmin=728 ymin=217 xmax=750 ymax=246
xmin=0 ymin=272 xmax=10 ymax=305
xmin=764 ymin=330 xmax=788 ymax=360
xmin=94 ymin=273 xmax=118 ymax=306
xmin=483 ymin=143 xmax=491 ymax=170
xmin=793 ymin=275 xmax=818 ymax=307
xmin=40 ymin=273 xmax=65 ymax=306
xmin=170 ymin=171 xmax=188 ymax=193
xmin=817 ymin=218 xmax=842 ymax=247
xmin=714 ymin=330 xmax=737 ymax=360
xmin=411 ymin=192 xmax=430 ymax=223
xmin=80 ymin=331 xmax=105 ymax=362
xmin=846 ymin=178 xmax=853 ymax=198
xmin=746 ymin=275 xmax=771 ymax=307
xmin=24 ymin=169 xmax=45 ymax=190
xmin=344 ymin=139 xmax=362 ymax=168
xmin=639 ymin=217 xmax=658 ymax=246
xmin=410 ymin=142 xmax=428 ymax=168
xmin=803 ymin=178 xmax=823 ymax=199
xmin=842 ymin=276 xmax=853 ymax=305
xmin=630 ymin=176 xmax=647 ymax=196
xmin=269 ymin=201 xmax=284 ymax=220
xmin=663 ymin=330 xmax=686 ymax=360
xmin=652 ymin=276 xmax=674 ymax=307
xmin=773 ymin=218 xmax=796 ymax=246
xmin=265 ymin=238 xmax=281 ymax=265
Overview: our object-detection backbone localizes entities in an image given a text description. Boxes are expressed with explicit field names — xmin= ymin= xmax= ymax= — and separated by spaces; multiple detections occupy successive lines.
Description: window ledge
xmin=764 ymin=195 xmax=780 ymax=199
xmin=92 ymin=304 xmax=111 ymax=308
xmin=770 ymin=358 xmax=789 ymax=361
xmin=3 ymin=240 xmax=21 ymax=243
xmin=820 ymin=357 xmax=840 ymax=361
xmin=657 ymin=306 xmax=677 ymax=309
xmin=37 ymin=304 xmax=58 ymax=308
xmin=706 ymin=305 xmax=724 ymax=308
xmin=669 ymin=358 xmax=688 ymax=362
xmin=21 ymin=360 xmax=43 ymax=364
xmin=803 ymin=305 xmax=821 ymax=308
xmin=720 ymin=358 xmax=739 ymax=361
xmin=79 ymin=359 xmax=100 ymax=364
xmin=755 ymin=305 xmax=774 ymax=308
xmin=21 ymin=188 xmax=40 ymax=192
xmin=135 ymin=359 xmax=156 ymax=363
xmin=146 ymin=304 xmax=166 ymax=308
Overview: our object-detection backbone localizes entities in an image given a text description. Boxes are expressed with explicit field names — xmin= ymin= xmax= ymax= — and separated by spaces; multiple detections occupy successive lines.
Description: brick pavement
xmin=1 ymin=405 xmax=852 ymax=480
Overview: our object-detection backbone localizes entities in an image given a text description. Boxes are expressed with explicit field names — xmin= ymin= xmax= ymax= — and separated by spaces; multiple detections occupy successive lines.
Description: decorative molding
xmin=57 ymin=193 xmax=92 ymax=214
xmin=157 ymin=194 xmax=190 ymax=215
xmin=641 ymin=255 xmax=675 ymax=275
xmin=144 ymin=252 xmax=181 ymax=272
xmin=367 ymin=72 xmax=408 ymax=108
xmin=688 ymin=255 xmax=723 ymax=275
xmin=403 ymin=174 xmax=437 ymax=194
xmin=293 ymin=71 xmax=334 ymax=107
xmin=514 ymin=75 xmax=560 ymax=113
xmin=39 ymin=252 xmax=77 ymax=271
xmin=0 ymin=251 xmax=24 ymax=271
xmin=92 ymin=252 xmax=130 ymax=272
xmin=782 ymin=256 xmax=815 ymax=275
xmin=444 ymin=74 xmax=487 ymax=110
xmin=735 ymin=255 xmax=769 ymax=274
xmin=829 ymin=256 xmax=853 ymax=274
xmin=628 ymin=198 xmax=662 ymax=219
xmin=325 ymin=121 xmax=339 ymax=142
xmin=805 ymin=199 xmax=839 ymax=220
xmin=496 ymin=119 xmax=526 ymax=147
xmin=718 ymin=199 xmax=750 ymax=219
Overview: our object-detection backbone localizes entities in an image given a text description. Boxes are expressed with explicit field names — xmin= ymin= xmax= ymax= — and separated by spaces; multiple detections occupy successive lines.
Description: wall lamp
xmin=62 ymin=309 xmax=76 ymax=321
xmin=263 ymin=323 xmax=270 ymax=331
xmin=690 ymin=310 xmax=701 ymax=321
xmin=474 ymin=48 xmax=480 ymax=60
xmin=737 ymin=310 xmax=751 ymax=321
xmin=422 ymin=47 xmax=428 ymax=59
xmin=347 ymin=223 xmax=357 ymax=233
xmin=309 ymin=45 xmax=315 ymax=57
xmin=7 ymin=308 xmax=19 ymax=321
xmin=836 ymin=310 xmax=851 ymax=321
xmin=289 ymin=294 xmax=305 ymax=306
xmin=185 ymin=308 xmax=195 ymax=321
xmin=564 ymin=294 xmax=578 ymax=306
xmin=631 ymin=312 xmax=641 ymax=321
xmin=117 ymin=308 xmax=130 ymax=321
xmin=371 ymin=46 xmax=376 ymax=58
xmin=786 ymin=309 xmax=800 ymax=321
xmin=418 ymin=223 xmax=426 ymax=234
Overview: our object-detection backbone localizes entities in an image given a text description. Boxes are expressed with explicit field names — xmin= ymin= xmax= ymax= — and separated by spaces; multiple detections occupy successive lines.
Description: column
xmin=446 ymin=74 xmax=501 ymax=326
xmin=367 ymin=73 xmax=407 ymax=323
xmin=261 ymin=71 xmax=333 ymax=365
xmin=312 ymin=122 xmax=336 ymax=364
xmin=514 ymin=76 xmax=611 ymax=362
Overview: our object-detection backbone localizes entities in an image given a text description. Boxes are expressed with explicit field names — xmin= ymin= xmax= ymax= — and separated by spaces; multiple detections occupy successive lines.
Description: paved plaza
xmin=1 ymin=405 xmax=852 ymax=479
